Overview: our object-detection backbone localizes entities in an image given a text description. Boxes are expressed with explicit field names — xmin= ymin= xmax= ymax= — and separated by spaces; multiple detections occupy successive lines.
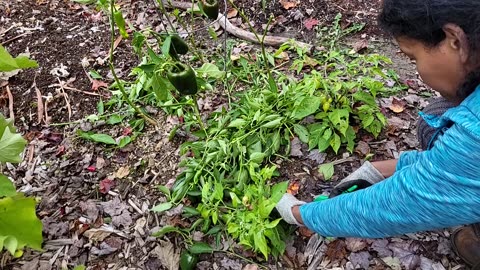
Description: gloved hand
xmin=334 ymin=160 xmax=384 ymax=190
xmin=275 ymin=193 xmax=306 ymax=226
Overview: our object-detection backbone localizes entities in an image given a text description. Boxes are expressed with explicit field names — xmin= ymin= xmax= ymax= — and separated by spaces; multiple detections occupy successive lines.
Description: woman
xmin=276 ymin=0 xmax=480 ymax=268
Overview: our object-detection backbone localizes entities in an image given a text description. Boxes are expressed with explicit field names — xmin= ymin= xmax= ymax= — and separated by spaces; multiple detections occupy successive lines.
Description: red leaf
xmin=99 ymin=179 xmax=114 ymax=194
xmin=91 ymin=80 xmax=109 ymax=91
xmin=87 ymin=166 xmax=96 ymax=172
xmin=122 ymin=127 xmax=132 ymax=136
xmin=56 ymin=145 xmax=66 ymax=156
xmin=304 ymin=18 xmax=319 ymax=30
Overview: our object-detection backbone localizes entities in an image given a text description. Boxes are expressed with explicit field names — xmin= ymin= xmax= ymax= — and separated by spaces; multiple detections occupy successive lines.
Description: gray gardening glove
xmin=335 ymin=161 xmax=384 ymax=189
xmin=276 ymin=193 xmax=306 ymax=226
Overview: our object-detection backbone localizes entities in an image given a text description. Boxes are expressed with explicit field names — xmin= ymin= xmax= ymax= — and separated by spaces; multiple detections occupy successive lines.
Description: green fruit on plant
xmin=180 ymin=251 xmax=198 ymax=270
xmin=167 ymin=62 xmax=198 ymax=95
xmin=170 ymin=35 xmax=189 ymax=55
xmin=200 ymin=0 xmax=219 ymax=20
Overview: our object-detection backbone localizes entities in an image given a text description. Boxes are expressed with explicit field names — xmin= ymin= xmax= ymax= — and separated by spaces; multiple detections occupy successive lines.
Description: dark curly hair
xmin=378 ymin=0 xmax=480 ymax=98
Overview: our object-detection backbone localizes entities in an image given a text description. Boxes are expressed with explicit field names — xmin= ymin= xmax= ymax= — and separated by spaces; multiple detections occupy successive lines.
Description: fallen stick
xmin=32 ymin=77 xmax=45 ymax=125
xmin=162 ymin=0 xmax=313 ymax=50
xmin=56 ymin=77 xmax=72 ymax=121
xmin=5 ymin=85 xmax=14 ymax=122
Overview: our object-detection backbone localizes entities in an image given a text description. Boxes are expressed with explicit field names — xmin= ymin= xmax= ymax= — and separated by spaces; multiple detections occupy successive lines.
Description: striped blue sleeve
xmin=299 ymin=124 xmax=480 ymax=238
xmin=396 ymin=150 xmax=421 ymax=171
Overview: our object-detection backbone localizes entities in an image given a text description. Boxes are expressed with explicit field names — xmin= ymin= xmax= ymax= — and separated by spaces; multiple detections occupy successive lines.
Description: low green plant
xmin=0 ymin=115 xmax=42 ymax=257
xmin=0 ymin=45 xmax=38 ymax=72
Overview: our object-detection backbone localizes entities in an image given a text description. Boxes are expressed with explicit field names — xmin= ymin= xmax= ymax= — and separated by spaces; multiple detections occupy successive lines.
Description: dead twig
xmin=56 ymin=77 xmax=72 ymax=121
xmin=32 ymin=76 xmax=45 ymax=125
xmin=162 ymin=0 xmax=313 ymax=50
xmin=0 ymin=33 xmax=29 ymax=46
xmin=5 ymin=85 xmax=14 ymax=122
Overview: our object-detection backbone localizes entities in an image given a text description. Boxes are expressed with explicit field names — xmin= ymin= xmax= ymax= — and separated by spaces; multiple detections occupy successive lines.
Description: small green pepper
xmin=180 ymin=251 xmax=198 ymax=270
xmin=167 ymin=62 xmax=198 ymax=95
xmin=200 ymin=0 xmax=219 ymax=20
xmin=170 ymin=35 xmax=189 ymax=55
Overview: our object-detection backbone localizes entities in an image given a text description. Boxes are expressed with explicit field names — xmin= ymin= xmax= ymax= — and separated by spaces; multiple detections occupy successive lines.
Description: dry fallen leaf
xmin=227 ymin=8 xmax=238 ymax=18
xmin=83 ymin=228 xmax=112 ymax=242
xmin=354 ymin=141 xmax=370 ymax=157
xmin=279 ymin=0 xmax=298 ymax=10
xmin=99 ymin=178 xmax=114 ymax=194
xmin=115 ymin=166 xmax=130 ymax=179
xmin=91 ymin=80 xmax=109 ymax=91
xmin=298 ymin=227 xmax=315 ymax=238
xmin=304 ymin=18 xmax=319 ymax=30
xmin=325 ymin=239 xmax=347 ymax=262
xmin=345 ymin=238 xmax=368 ymax=252
xmin=287 ymin=180 xmax=300 ymax=195
xmin=153 ymin=241 xmax=180 ymax=270
xmin=352 ymin=39 xmax=369 ymax=53
xmin=389 ymin=97 xmax=406 ymax=113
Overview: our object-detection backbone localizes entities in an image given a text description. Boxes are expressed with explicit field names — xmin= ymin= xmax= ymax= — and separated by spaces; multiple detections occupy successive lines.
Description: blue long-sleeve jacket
xmin=299 ymin=85 xmax=480 ymax=238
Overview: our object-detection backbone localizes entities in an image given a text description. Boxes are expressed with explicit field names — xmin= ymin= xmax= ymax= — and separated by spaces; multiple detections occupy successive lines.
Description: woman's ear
xmin=443 ymin=23 xmax=470 ymax=64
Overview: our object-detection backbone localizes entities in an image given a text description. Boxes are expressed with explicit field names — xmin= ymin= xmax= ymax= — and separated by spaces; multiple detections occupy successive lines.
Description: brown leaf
xmin=115 ymin=166 xmax=130 ymax=179
xmin=227 ymin=8 xmax=238 ymax=18
xmin=91 ymin=80 xmax=109 ymax=91
xmin=304 ymin=18 xmax=319 ymax=30
xmin=325 ymin=239 xmax=347 ymax=262
xmin=345 ymin=238 xmax=368 ymax=252
xmin=290 ymin=137 xmax=303 ymax=157
xmin=389 ymin=97 xmax=406 ymax=113
xmin=83 ymin=228 xmax=112 ymax=242
xmin=99 ymin=178 xmax=115 ymax=194
xmin=298 ymin=227 xmax=315 ymax=238
xmin=153 ymin=241 xmax=180 ymax=270
xmin=352 ymin=39 xmax=369 ymax=53
xmin=279 ymin=0 xmax=298 ymax=10
xmin=287 ymin=180 xmax=300 ymax=195
xmin=354 ymin=141 xmax=370 ymax=157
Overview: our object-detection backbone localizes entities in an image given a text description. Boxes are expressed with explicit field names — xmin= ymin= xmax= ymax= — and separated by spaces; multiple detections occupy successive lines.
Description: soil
xmin=0 ymin=0 xmax=465 ymax=269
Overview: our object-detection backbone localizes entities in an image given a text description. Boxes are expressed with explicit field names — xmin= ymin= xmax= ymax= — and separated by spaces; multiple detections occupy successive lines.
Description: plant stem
xmin=192 ymin=96 xmax=206 ymax=131
xmin=109 ymin=0 xmax=157 ymax=126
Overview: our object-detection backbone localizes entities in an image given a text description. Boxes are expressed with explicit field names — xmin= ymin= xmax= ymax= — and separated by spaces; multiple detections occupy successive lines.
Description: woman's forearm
xmin=371 ymin=159 xmax=398 ymax=178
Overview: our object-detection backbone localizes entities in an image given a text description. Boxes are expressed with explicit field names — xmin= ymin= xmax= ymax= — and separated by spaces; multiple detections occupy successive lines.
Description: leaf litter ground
xmin=0 ymin=0 xmax=468 ymax=269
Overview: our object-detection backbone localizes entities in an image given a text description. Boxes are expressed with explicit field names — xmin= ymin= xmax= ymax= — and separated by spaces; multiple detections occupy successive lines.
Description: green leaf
xmin=118 ymin=136 xmax=131 ymax=148
xmin=89 ymin=70 xmax=103 ymax=79
xmin=89 ymin=134 xmax=117 ymax=145
xmin=293 ymin=124 xmax=309 ymax=143
xmin=151 ymin=73 xmax=169 ymax=101
xmin=0 ymin=195 xmax=43 ymax=253
xmin=189 ymin=242 xmax=214 ymax=254
xmin=330 ymin=133 xmax=341 ymax=154
xmin=319 ymin=162 xmax=334 ymax=181
xmin=0 ymin=116 xmax=27 ymax=163
xmin=157 ymin=185 xmax=171 ymax=198
xmin=196 ymin=63 xmax=225 ymax=79
xmin=261 ymin=118 xmax=283 ymax=128
xmin=152 ymin=225 xmax=180 ymax=237
xmin=106 ymin=114 xmax=123 ymax=125
xmin=77 ymin=130 xmax=117 ymax=145
xmin=249 ymin=152 xmax=266 ymax=164
xmin=254 ymin=231 xmax=269 ymax=260
xmin=345 ymin=126 xmax=356 ymax=153
xmin=162 ymin=35 xmax=172 ymax=57
xmin=113 ymin=10 xmax=128 ymax=38
xmin=228 ymin=119 xmax=247 ymax=128
xmin=293 ymin=96 xmax=321 ymax=120
xmin=0 ymin=45 xmax=38 ymax=72
xmin=73 ymin=265 xmax=86 ymax=270
xmin=270 ymin=181 xmax=288 ymax=203
xmin=97 ymin=100 xmax=104 ymax=115
xmin=151 ymin=202 xmax=173 ymax=213
xmin=0 ymin=174 xmax=16 ymax=197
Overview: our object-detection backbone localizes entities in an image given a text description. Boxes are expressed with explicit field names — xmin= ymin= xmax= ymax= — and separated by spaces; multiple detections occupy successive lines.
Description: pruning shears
xmin=314 ymin=184 xmax=359 ymax=202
